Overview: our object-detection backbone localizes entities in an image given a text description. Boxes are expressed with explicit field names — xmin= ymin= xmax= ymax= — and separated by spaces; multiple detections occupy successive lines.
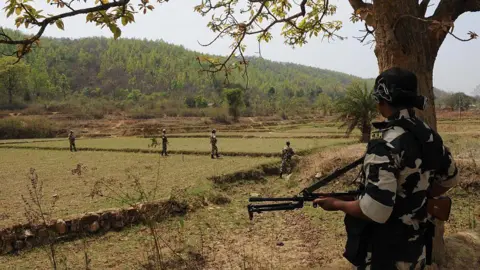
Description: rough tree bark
xmin=361 ymin=121 xmax=372 ymax=143
xmin=348 ymin=0 xmax=480 ymax=266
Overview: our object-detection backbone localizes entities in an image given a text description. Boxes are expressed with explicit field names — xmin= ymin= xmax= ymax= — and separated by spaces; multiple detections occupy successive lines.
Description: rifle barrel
xmin=249 ymin=191 xmax=361 ymax=203
xmin=249 ymin=197 xmax=302 ymax=202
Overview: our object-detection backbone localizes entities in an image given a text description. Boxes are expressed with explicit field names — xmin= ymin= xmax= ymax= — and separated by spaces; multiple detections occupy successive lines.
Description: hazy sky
xmin=1 ymin=1 xmax=479 ymax=94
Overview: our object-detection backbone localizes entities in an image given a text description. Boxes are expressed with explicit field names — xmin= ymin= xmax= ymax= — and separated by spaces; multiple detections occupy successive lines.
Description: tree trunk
xmin=373 ymin=1 xmax=447 ymax=265
xmin=8 ymin=87 xmax=13 ymax=105
xmin=361 ymin=121 xmax=372 ymax=143
xmin=373 ymin=1 xmax=442 ymax=131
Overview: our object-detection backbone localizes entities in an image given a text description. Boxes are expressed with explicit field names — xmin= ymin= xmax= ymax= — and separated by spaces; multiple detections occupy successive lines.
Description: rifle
xmin=248 ymin=157 xmax=363 ymax=220
xmin=247 ymin=157 xmax=452 ymax=221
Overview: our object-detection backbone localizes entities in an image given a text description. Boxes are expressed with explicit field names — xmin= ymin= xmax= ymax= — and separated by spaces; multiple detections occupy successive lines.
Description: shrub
xmin=22 ymin=104 xmax=48 ymax=115
xmin=0 ymin=117 xmax=58 ymax=139
xmin=211 ymin=111 xmax=231 ymax=124
xmin=129 ymin=106 xmax=156 ymax=119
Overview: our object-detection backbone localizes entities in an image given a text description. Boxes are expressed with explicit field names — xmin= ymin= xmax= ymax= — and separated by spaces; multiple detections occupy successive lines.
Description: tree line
xmin=0 ymin=29 xmax=361 ymax=117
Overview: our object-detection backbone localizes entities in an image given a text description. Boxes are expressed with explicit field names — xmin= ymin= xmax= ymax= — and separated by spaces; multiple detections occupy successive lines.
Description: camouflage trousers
xmin=280 ymin=158 xmax=291 ymax=174
xmin=353 ymin=248 xmax=426 ymax=270
xmin=69 ymin=142 xmax=77 ymax=152
xmin=162 ymin=144 xmax=168 ymax=156
xmin=211 ymin=145 xmax=219 ymax=157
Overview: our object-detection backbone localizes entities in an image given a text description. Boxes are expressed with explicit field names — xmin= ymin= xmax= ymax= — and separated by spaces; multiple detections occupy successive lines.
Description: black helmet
xmin=286 ymin=141 xmax=290 ymax=146
xmin=212 ymin=129 xmax=216 ymax=133
xmin=373 ymin=67 xmax=427 ymax=110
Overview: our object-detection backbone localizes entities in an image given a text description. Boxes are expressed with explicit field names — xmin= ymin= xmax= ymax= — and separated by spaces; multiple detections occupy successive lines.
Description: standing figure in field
xmin=210 ymin=129 xmax=220 ymax=159
xmin=161 ymin=129 xmax=168 ymax=156
xmin=149 ymin=137 xmax=158 ymax=148
xmin=280 ymin=141 xmax=295 ymax=178
xmin=312 ymin=68 xmax=458 ymax=270
xmin=68 ymin=130 xmax=77 ymax=152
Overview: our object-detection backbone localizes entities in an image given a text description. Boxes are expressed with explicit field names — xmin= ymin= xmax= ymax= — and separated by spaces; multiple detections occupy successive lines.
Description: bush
xmin=211 ymin=111 xmax=231 ymax=124
xmin=129 ymin=106 xmax=156 ymax=119
xmin=22 ymin=104 xmax=48 ymax=115
xmin=0 ymin=117 xmax=58 ymax=139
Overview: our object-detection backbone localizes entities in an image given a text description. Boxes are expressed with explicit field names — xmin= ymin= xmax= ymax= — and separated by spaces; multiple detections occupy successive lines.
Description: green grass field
xmin=1 ymin=137 xmax=354 ymax=155
xmin=0 ymin=148 xmax=275 ymax=227
xmin=0 ymin=138 xmax=65 ymax=144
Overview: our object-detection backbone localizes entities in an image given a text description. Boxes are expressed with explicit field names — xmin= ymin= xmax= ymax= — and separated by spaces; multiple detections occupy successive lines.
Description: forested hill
xmin=0 ymin=29 xmax=361 ymax=103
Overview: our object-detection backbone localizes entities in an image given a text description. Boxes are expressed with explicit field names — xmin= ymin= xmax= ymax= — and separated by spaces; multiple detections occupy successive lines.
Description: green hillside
xmin=0 ymin=29 xmax=360 ymax=106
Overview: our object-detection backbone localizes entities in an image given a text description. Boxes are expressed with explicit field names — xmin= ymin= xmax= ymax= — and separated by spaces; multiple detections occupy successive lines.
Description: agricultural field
xmin=0 ymin=115 xmax=479 ymax=269
xmin=1 ymin=142 xmax=478 ymax=269
xmin=0 ymin=137 xmax=354 ymax=156
xmin=0 ymin=148 xmax=275 ymax=227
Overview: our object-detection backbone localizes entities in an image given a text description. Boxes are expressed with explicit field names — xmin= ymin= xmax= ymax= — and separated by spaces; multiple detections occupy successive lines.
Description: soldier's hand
xmin=312 ymin=197 xmax=342 ymax=211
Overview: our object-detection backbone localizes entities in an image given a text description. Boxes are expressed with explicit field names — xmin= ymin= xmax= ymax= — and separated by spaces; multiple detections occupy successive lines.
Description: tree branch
xmin=348 ymin=0 xmax=374 ymax=27
xmin=419 ymin=0 xmax=431 ymax=17
xmin=449 ymin=30 xmax=478 ymax=41
xmin=348 ymin=0 xmax=369 ymax=11
xmin=0 ymin=0 xmax=129 ymax=46
xmin=431 ymin=0 xmax=480 ymax=21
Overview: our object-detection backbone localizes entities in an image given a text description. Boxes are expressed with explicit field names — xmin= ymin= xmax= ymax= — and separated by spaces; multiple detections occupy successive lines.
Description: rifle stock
xmin=427 ymin=196 xmax=452 ymax=221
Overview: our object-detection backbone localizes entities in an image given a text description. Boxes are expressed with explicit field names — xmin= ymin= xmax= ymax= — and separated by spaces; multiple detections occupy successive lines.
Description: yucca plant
xmin=335 ymin=81 xmax=378 ymax=143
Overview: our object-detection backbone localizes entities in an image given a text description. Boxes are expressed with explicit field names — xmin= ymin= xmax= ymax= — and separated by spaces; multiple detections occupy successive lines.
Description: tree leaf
xmin=15 ymin=7 xmax=22 ymax=15
xmin=108 ymin=24 xmax=122 ymax=40
xmin=86 ymin=13 xmax=94 ymax=22
xmin=121 ymin=16 xmax=127 ymax=26
xmin=56 ymin=20 xmax=64 ymax=30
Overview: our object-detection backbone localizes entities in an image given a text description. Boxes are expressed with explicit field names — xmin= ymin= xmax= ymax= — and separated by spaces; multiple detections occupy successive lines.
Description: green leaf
xmin=56 ymin=20 xmax=65 ymax=30
xmin=86 ymin=13 xmax=94 ymax=22
xmin=7 ymin=8 xmax=14 ymax=18
xmin=121 ymin=16 xmax=127 ymax=26
xmin=15 ymin=7 xmax=22 ymax=15
xmin=108 ymin=24 xmax=122 ymax=40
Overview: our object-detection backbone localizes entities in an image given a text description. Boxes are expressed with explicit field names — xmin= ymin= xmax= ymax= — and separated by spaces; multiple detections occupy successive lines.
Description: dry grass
xmin=0 ymin=148 xmax=275 ymax=227
xmin=442 ymin=228 xmax=480 ymax=270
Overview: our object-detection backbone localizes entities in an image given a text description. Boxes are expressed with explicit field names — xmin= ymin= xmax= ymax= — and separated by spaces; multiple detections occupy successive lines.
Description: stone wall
xmin=0 ymin=199 xmax=187 ymax=255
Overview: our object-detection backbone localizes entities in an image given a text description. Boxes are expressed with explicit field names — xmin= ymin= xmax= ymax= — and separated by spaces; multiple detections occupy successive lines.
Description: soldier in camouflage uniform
xmin=210 ymin=129 xmax=220 ymax=159
xmin=161 ymin=129 xmax=168 ymax=156
xmin=280 ymin=141 xmax=295 ymax=178
xmin=313 ymin=68 xmax=458 ymax=270
xmin=149 ymin=137 xmax=158 ymax=148
xmin=68 ymin=130 xmax=77 ymax=152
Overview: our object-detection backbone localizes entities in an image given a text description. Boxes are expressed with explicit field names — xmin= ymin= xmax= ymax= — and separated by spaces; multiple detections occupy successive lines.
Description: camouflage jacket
xmin=282 ymin=146 xmax=295 ymax=160
xmin=162 ymin=135 xmax=168 ymax=144
xmin=68 ymin=134 xmax=75 ymax=143
xmin=210 ymin=134 xmax=217 ymax=145
xmin=352 ymin=109 xmax=458 ymax=262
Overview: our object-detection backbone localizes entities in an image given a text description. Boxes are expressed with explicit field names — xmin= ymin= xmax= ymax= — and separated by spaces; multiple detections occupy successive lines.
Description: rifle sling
xmin=302 ymin=157 xmax=364 ymax=194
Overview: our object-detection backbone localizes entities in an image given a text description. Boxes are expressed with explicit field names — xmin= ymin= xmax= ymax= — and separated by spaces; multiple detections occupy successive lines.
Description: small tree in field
xmin=315 ymin=93 xmax=332 ymax=116
xmin=223 ymin=88 xmax=244 ymax=121
xmin=335 ymin=81 xmax=377 ymax=143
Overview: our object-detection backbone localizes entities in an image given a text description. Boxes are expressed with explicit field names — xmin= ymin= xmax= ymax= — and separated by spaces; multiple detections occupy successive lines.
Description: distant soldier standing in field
xmin=161 ymin=129 xmax=168 ymax=156
xmin=149 ymin=137 xmax=158 ymax=148
xmin=280 ymin=141 xmax=295 ymax=178
xmin=210 ymin=129 xmax=220 ymax=159
xmin=68 ymin=130 xmax=77 ymax=152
